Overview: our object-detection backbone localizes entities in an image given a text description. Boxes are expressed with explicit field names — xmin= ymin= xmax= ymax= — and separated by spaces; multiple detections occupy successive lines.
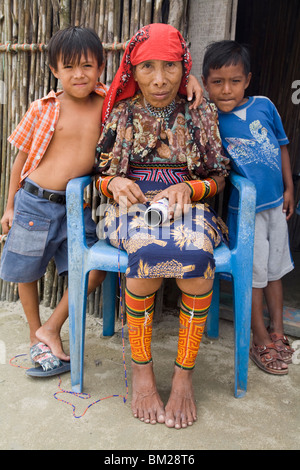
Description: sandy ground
xmin=0 ymin=300 xmax=299 ymax=451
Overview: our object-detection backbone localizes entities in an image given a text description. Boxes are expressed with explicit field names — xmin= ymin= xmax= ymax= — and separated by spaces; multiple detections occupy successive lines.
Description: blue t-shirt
xmin=218 ymin=96 xmax=289 ymax=213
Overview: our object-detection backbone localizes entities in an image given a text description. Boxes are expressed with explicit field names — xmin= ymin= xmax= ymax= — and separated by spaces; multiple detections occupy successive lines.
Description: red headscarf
xmin=101 ymin=23 xmax=192 ymax=126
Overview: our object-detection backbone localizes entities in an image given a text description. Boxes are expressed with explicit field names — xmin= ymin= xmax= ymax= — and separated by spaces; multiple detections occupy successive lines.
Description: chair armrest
xmin=228 ymin=171 xmax=256 ymax=252
xmin=66 ymin=175 xmax=92 ymax=248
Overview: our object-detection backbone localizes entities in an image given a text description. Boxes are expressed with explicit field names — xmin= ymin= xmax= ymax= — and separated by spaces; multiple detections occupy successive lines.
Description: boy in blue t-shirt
xmin=202 ymin=40 xmax=294 ymax=375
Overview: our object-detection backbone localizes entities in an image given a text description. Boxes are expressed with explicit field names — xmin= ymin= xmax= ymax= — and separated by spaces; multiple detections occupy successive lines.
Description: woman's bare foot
xmin=131 ymin=361 xmax=165 ymax=424
xmin=35 ymin=325 xmax=70 ymax=362
xmin=165 ymin=365 xmax=197 ymax=429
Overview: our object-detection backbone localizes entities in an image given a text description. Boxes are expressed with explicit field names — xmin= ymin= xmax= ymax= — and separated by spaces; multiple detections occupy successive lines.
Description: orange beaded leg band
xmin=175 ymin=290 xmax=213 ymax=370
xmin=185 ymin=178 xmax=218 ymax=201
xmin=125 ymin=288 xmax=156 ymax=365
xmin=96 ymin=176 xmax=116 ymax=198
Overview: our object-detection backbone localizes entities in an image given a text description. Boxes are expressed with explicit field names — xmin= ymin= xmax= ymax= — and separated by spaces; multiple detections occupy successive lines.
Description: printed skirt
xmin=98 ymin=163 xmax=228 ymax=279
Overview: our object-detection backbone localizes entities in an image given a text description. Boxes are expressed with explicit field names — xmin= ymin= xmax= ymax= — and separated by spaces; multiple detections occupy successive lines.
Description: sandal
xmin=250 ymin=342 xmax=288 ymax=375
xmin=268 ymin=333 xmax=294 ymax=364
xmin=26 ymin=341 xmax=70 ymax=377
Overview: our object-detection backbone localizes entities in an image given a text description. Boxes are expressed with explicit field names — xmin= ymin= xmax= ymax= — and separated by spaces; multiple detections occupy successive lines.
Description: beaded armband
xmin=96 ymin=176 xmax=116 ymax=198
xmin=185 ymin=178 xmax=218 ymax=202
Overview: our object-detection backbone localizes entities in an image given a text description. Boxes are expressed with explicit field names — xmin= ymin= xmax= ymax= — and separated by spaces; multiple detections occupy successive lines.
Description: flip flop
xmin=26 ymin=360 xmax=70 ymax=377
xmin=26 ymin=341 xmax=70 ymax=377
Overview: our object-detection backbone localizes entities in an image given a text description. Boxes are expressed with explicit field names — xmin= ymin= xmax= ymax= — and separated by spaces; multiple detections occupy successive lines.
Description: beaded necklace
xmin=144 ymin=98 xmax=176 ymax=120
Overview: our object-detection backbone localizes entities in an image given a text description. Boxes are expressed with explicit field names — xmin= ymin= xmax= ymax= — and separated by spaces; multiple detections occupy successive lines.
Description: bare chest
xmin=54 ymin=104 xmax=101 ymax=144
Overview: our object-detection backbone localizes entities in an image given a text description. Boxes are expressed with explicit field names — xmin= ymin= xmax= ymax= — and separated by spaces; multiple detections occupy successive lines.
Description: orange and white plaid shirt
xmin=8 ymin=82 xmax=107 ymax=187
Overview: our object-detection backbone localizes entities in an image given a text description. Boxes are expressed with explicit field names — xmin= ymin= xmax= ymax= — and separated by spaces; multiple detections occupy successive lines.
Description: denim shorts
xmin=0 ymin=179 xmax=98 ymax=283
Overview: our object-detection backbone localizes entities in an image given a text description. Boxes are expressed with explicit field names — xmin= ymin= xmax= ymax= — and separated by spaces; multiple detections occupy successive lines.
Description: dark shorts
xmin=0 ymin=179 xmax=98 ymax=283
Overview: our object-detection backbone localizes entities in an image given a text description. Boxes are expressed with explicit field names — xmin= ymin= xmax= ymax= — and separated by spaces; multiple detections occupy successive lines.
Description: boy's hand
xmin=281 ymin=146 xmax=294 ymax=221
xmin=283 ymin=188 xmax=294 ymax=220
xmin=186 ymin=74 xmax=203 ymax=109
xmin=1 ymin=208 xmax=14 ymax=234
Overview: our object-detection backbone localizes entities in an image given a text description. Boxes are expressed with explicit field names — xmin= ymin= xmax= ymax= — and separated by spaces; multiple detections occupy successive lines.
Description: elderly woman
xmin=95 ymin=23 xmax=230 ymax=429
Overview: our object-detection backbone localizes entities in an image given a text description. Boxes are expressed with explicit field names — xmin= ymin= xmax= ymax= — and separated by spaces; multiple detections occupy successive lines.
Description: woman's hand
xmin=152 ymin=183 xmax=192 ymax=219
xmin=108 ymin=177 xmax=148 ymax=208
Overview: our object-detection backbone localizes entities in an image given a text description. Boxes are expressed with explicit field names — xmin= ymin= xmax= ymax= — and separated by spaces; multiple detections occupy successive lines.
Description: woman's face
xmin=133 ymin=60 xmax=183 ymax=108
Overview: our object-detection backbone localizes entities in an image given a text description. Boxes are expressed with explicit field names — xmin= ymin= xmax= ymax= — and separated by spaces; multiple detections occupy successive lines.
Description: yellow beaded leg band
xmin=125 ymin=288 xmax=155 ymax=365
xmin=175 ymin=290 xmax=213 ymax=370
xmin=185 ymin=178 xmax=218 ymax=201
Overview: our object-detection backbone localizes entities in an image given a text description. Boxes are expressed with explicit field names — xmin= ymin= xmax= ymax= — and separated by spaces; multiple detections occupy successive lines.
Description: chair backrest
xmin=227 ymin=172 xmax=256 ymax=257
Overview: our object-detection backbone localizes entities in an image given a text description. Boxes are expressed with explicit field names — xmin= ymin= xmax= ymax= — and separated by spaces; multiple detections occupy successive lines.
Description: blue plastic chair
xmin=66 ymin=172 xmax=256 ymax=397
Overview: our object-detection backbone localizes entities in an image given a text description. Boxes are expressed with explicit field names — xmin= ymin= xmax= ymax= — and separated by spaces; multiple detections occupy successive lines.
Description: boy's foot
xmin=131 ymin=361 xmax=165 ymax=424
xmin=268 ymin=332 xmax=294 ymax=364
xmin=250 ymin=342 xmax=288 ymax=375
xmin=165 ymin=365 xmax=197 ymax=429
xmin=36 ymin=325 xmax=70 ymax=362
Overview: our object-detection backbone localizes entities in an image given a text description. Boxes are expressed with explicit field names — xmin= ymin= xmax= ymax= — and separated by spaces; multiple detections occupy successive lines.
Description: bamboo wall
xmin=0 ymin=0 xmax=188 ymax=309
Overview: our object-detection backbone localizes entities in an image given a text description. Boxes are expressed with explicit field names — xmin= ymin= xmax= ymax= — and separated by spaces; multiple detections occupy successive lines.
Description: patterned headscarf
xmin=102 ymin=23 xmax=192 ymax=126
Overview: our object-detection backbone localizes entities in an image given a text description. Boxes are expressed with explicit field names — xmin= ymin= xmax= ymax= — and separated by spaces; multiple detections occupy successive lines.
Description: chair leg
xmin=232 ymin=275 xmax=252 ymax=398
xmin=206 ymin=274 xmax=220 ymax=338
xmin=102 ymin=272 xmax=117 ymax=336
xmin=68 ymin=267 xmax=89 ymax=393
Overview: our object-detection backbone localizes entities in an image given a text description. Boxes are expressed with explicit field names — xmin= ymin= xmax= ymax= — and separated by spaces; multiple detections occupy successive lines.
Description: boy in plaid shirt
xmin=0 ymin=27 xmax=107 ymax=376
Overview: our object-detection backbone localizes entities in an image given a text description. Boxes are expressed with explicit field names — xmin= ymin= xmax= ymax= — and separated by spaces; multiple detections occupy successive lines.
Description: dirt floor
xmin=0 ymin=300 xmax=299 ymax=451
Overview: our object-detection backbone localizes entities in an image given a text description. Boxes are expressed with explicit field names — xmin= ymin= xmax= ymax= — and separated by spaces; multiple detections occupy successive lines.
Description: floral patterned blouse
xmin=95 ymin=93 xmax=230 ymax=180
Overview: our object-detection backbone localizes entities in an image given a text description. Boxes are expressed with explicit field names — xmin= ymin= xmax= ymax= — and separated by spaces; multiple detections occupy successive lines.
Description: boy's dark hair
xmin=47 ymin=26 xmax=104 ymax=69
xmin=202 ymin=40 xmax=251 ymax=79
